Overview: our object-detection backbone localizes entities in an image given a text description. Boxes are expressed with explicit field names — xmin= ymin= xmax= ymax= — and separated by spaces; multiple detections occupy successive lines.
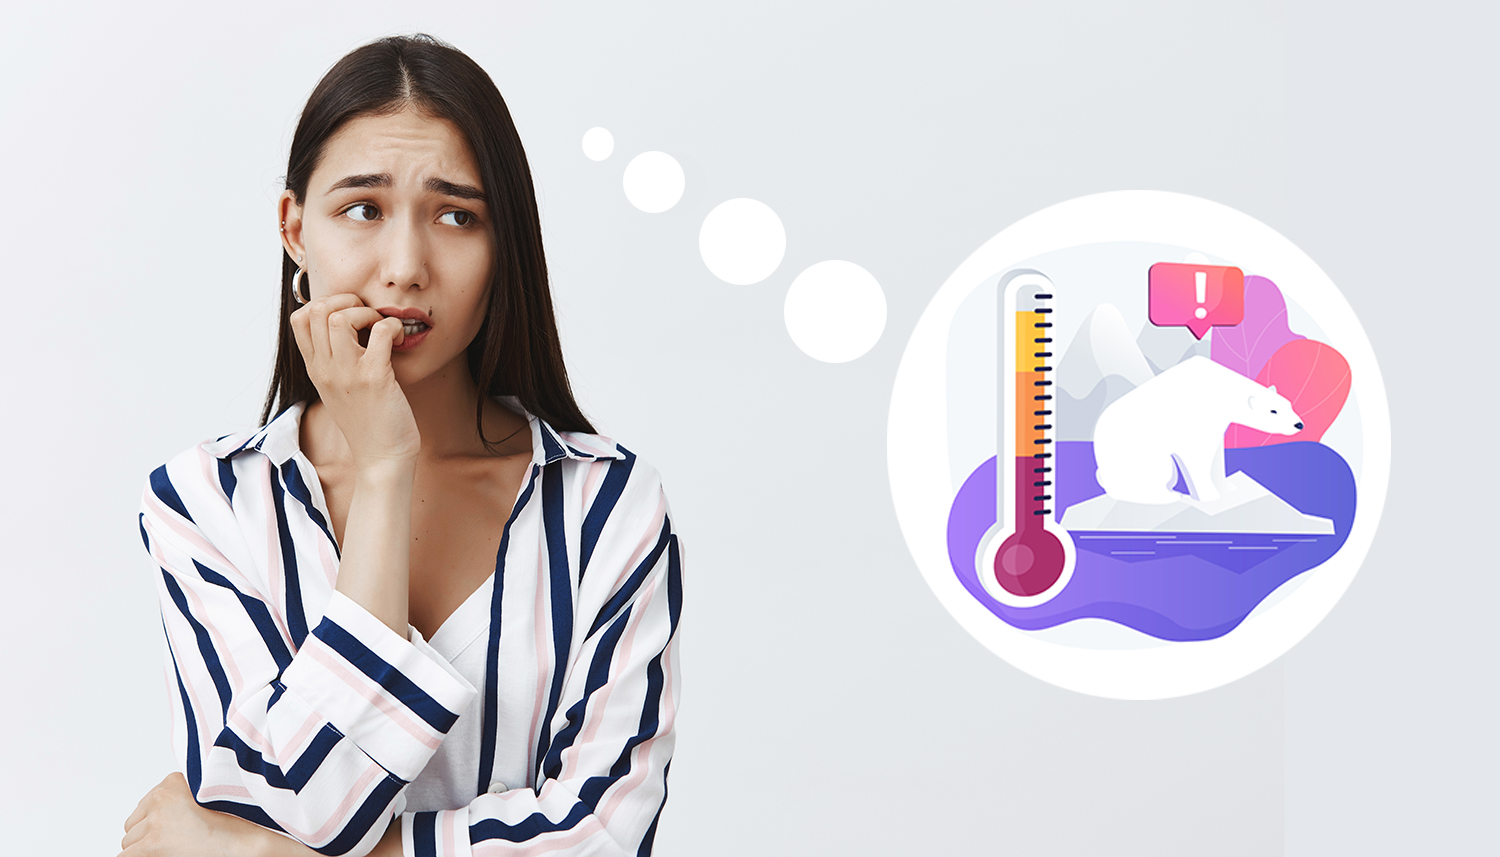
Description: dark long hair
xmin=260 ymin=34 xmax=594 ymax=443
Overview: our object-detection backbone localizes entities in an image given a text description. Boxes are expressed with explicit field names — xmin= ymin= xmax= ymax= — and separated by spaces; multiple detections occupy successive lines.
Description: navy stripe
xmin=579 ymin=449 xmax=636 ymax=580
xmin=478 ymin=464 xmax=540 ymax=795
xmin=161 ymin=570 xmax=232 ymax=716
xmin=470 ymin=802 xmax=592 ymax=844
xmin=284 ymin=724 xmax=345 ymax=791
xmin=151 ymin=465 xmax=194 ymax=523
xmin=192 ymin=559 xmax=293 ymax=671
xmin=578 ymin=649 xmax=666 ymax=808
xmin=412 ymin=811 xmax=438 ymax=857
xmin=201 ymin=800 xmax=286 ymax=834
xmin=312 ymin=772 xmax=405 ymax=856
xmin=269 ymin=469 xmax=309 ymax=646
xmin=268 ymin=679 xmax=287 ymax=710
xmin=217 ymin=458 xmax=238 ymax=503
xmin=540 ymin=426 xmax=566 ymax=463
xmin=313 ymin=621 xmax=460 ymax=734
xmin=164 ymin=626 xmax=203 ymax=794
xmin=211 ymin=728 xmax=294 ymax=790
xmin=588 ymin=516 xmax=672 ymax=638
xmin=579 ymin=536 xmax=680 ymax=809
xmin=540 ymin=605 xmax=634 ymax=781
xmin=281 ymin=461 xmax=340 ymax=559
xmin=636 ymin=760 xmax=669 ymax=857
xmin=532 ymin=462 xmax=575 ymax=783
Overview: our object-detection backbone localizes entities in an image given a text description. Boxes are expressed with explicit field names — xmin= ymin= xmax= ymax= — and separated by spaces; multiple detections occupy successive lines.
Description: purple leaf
xmin=1209 ymin=275 xmax=1304 ymax=379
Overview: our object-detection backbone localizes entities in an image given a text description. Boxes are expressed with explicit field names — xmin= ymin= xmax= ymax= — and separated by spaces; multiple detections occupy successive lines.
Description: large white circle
xmin=581 ymin=127 xmax=614 ymax=161
xmin=622 ymin=151 xmax=684 ymax=213
xmin=699 ymin=198 xmax=786 ymax=285
xmin=784 ymin=261 xmax=887 ymax=363
xmin=886 ymin=191 xmax=1391 ymax=699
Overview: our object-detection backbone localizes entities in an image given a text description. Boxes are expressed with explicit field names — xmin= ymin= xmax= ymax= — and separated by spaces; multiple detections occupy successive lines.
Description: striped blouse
xmin=138 ymin=398 xmax=682 ymax=857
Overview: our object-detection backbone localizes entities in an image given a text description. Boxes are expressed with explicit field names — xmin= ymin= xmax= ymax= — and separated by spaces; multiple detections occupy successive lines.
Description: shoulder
xmin=141 ymin=430 xmax=256 ymax=534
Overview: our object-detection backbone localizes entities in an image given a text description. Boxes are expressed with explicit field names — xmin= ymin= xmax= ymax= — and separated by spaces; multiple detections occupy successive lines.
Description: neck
xmin=303 ymin=354 xmax=532 ymax=467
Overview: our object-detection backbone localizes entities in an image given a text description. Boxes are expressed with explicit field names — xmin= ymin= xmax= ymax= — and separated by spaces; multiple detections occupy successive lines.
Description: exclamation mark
xmin=1193 ymin=271 xmax=1208 ymax=319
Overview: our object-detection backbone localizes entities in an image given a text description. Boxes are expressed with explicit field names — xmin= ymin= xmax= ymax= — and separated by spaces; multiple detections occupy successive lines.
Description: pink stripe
xmin=227 ymin=707 xmax=270 ymax=749
xmin=581 ymin=460 xmax=604 ymax=510
xmin=160 ymin=545 xmax=248 ymax=693
xmin=281 ymin=710 xmax=324 ymax=760
xmin=302 ymin=642 xmax=441 ymax=750
xmin=560 ymin=433 xmax=617 ymax=458
xmin=159 ymin=588 xmax=214 ymax=764
xmin=598 ymin=611 xmax=677 ymax=827
xmin=443 ymin=809 xmax=458 ymax=856
xmin=297 ymin=762 xmax=385 ymax=844
xmin=258 ymin=468 xmax=292 ymax=644
xmin=316 ymin=523 xmax=339 ymax=587
xmin=471 ymin=805 xmax=606 ymax=856
xmin=559 ymin=577 xmax=660 ymax=783
xmin=613 ymin=493 xmax=668 ymax=590
xmin=526 ymin=546 xmax=549 ymax=768
xmin=143 ymin=492 xmax=237 ymax=579
xmin=199 ymin=784 xmax=253 ymax=800
xmin=145 ymin=492 xmax=287 ymax=651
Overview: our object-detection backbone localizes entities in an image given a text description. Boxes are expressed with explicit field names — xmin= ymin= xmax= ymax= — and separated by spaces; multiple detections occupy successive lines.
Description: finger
xmin=365 ymin=316 xmax=406 ymax=362
xmin=307 ymin=293 xmax=363 ymax=360
xmin=123 ymin=791 xmax=152 ymax=832
xmin=290 ymin=305 xmax=314 ymax=368
xmin=327 ymin=307 xmax=389 ymax=364
xmin=120 ymin=816 xmax=148 ymax=850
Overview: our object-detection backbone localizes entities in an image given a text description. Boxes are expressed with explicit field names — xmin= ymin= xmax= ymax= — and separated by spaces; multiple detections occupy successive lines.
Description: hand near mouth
xmin=289 ymin=292 xmax=421 ymax=469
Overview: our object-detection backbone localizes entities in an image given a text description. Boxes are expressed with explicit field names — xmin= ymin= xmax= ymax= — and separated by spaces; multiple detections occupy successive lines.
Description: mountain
xmin=1054 ymin=304 xmax=1156 ymax=440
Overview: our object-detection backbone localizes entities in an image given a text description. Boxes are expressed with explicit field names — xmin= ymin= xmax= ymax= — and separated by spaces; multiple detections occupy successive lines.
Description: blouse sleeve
xmin=140 ymin=451 xmax=478 ymax=857
xmin=399 ymin=465 xmax=684 ymax=857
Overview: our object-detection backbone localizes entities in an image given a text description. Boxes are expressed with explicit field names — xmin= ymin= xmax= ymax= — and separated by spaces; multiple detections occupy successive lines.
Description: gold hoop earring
xmin=292 ymin=258 xmax=310 ymax=305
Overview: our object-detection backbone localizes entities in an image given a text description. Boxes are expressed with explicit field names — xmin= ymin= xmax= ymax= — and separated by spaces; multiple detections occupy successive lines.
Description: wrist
xmin=353 ymin=458 xmax=417 ymax=489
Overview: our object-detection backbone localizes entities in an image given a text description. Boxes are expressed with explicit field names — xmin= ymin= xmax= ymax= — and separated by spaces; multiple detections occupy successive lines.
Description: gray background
xmin=1 ymin=1 xmax=1493 ymax=854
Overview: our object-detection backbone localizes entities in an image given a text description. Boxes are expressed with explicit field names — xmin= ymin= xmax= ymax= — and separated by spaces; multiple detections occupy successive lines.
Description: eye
xmin=438 ymin=210 xmax=476 ymax=227
xmin=343 ymin=203 xmax=380 ymax=222
xmin=1271 ymin=409 xmax=1278 ymax=414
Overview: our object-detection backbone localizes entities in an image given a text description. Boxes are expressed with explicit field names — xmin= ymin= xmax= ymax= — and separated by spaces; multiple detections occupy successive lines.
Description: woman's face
xmin=280 ymin=107 xmax=495 ymax=388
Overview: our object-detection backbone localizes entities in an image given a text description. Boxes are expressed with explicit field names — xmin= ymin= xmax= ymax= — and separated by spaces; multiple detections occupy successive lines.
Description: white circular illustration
xmin=784 ymin=260 xmax=887 ymax=363
xmin=622 ymin=151 xmax=684 ymax=213
xmin=699 ymin=198 xmax=786 ymax=285
xmin=887 ymin=191 xmax=1390 ymax=699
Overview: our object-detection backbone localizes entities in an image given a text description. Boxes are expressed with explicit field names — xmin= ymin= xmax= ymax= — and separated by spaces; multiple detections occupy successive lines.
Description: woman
xmin=123 ymin=35 xmax=682 ymax=857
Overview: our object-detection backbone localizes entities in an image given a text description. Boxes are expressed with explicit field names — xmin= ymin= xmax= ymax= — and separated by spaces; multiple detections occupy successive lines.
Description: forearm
xmin=335 ymin=462 xmax=416 ymax=636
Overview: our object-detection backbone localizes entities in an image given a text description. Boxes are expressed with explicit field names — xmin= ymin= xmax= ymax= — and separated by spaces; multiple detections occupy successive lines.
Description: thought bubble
xmin=1148 ymin=262 xmax=1245 ymax=339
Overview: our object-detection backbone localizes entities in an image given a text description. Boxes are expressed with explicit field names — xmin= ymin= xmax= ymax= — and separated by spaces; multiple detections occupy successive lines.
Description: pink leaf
xmin=1210 ymin=276 xmax=1303 ymax=380
xmin=1226 ymin=339 xmax=1351 ymax=448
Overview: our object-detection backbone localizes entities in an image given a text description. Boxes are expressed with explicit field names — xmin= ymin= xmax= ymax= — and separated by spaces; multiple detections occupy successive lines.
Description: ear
xmin=1267 ymin=384 xmax=1277 ymax=395
xmin=278 ymin=190 xmax=306 ymax=265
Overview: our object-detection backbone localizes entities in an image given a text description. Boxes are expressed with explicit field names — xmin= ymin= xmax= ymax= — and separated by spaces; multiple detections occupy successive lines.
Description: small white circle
xmin=581 ymin=127 xmax=614 ymax=161
xmin=1195 ymin=307 xmax=1208 ymax=318
xmin=784 ymin=261 xmax=887 ymax=363
xmin=699 ymin=199 xmax=786 ymax=285
xmin=622 ymin=151 xmax=685 ymax=213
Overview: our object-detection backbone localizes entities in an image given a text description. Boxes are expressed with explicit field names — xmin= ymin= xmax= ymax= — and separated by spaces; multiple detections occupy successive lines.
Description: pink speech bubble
xmin=1148 ymin=262 xmax=1245 ymax=339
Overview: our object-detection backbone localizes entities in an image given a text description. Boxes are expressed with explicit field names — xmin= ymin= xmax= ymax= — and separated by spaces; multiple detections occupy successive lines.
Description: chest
xmin=317 ymin=456 xmax=532 ymax=639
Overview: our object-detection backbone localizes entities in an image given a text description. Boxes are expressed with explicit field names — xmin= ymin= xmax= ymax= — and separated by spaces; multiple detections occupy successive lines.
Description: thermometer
xmin=979 ymin=271 xmax=1076 ymax=607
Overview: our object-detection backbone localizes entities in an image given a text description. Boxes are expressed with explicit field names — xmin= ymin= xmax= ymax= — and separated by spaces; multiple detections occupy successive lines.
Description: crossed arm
xmin=123 ymin=447 xmax=682 ymax=857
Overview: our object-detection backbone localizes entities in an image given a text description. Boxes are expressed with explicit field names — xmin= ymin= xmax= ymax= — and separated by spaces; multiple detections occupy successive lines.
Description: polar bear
xmin=1093 ymin=356 xmax=1304 ymax=505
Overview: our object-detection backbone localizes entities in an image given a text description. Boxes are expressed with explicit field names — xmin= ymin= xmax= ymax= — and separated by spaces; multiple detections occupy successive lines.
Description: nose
xmin=1294 ymin=421 xmax=1304 ymax=430
xmin=380 ymin=213 xmax=429 ymax=293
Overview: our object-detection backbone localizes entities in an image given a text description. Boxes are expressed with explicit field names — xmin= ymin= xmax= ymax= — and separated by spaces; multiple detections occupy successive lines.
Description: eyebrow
xmin=326 ymin=173 xmax=487 ymax=203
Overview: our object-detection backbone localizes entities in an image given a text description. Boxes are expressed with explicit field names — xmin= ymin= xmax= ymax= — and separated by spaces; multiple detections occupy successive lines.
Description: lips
xmin=377 ymin=307 xmax=433 ymax=351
